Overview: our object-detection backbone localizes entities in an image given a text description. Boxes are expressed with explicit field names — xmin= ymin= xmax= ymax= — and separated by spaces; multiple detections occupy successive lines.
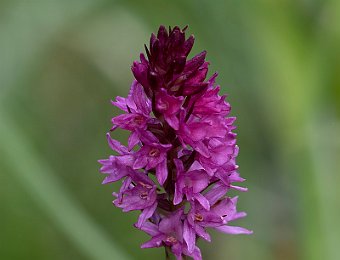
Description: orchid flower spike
xmin=99 ymin=25 xmax=252 ymax=260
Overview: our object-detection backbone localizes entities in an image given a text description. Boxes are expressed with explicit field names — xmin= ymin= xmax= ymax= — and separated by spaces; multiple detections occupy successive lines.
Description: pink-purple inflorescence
xmin=99 ymin=25 xmax=252 ymax=260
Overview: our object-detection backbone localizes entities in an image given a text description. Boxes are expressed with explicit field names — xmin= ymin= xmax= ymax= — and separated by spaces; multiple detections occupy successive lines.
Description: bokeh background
xmin=1 ymin=0 xmax=340 ymax=259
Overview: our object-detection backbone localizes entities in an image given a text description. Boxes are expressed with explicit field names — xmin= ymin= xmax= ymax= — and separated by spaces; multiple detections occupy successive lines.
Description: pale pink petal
xmin=183 ymin=220 xmax=196 ymax=253
xmin=215 ymin=225 xmax=253 ymax=235
xmin=106 ymin=133 xmax=128 ymax=154
xmin=141 ymin=234 xmax=164 ymax=248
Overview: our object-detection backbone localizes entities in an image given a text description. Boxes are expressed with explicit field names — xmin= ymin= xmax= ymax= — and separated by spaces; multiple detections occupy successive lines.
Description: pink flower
xmin=99 ymin=25 xmax=252 ymax=260
xmin=133 ymin=130 xmax=171 ymax=185
xmin=173 ymin=159 xmax=210 ymax=210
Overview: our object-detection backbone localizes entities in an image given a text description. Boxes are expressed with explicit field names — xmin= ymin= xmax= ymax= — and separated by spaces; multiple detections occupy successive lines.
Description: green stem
xmin=165 ymin=246 xmax=172 ymax=260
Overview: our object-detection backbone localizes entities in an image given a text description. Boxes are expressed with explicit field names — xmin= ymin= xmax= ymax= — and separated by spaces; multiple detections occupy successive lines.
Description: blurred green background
xmin=1 ymin=0 xmax=339 ymax=259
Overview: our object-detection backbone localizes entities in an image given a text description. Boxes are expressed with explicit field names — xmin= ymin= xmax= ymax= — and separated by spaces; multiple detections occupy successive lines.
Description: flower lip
xmin=157 ymin=101 xmax=169 ymax=111
xmin=149 ymin=148 xmax=160 ymax=157
xmin=165 ymin=235 xmax=178 ymax=244
xmin=140 ymin=191 xmax=149 ymax=200
xmin=133 ymin=115 xmax=145 ymax=124
xmin=194 ymin=213 xmax=204 ymax=222
xmin=138 ymin=181 xmax=153 ymax=189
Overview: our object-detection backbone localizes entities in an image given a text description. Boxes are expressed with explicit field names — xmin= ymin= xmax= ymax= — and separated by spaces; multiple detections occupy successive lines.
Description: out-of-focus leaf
xmin=0 ymin=110 xmax=130 ymax=260
xmin=0 ymin=0 xmax=106 ymax=100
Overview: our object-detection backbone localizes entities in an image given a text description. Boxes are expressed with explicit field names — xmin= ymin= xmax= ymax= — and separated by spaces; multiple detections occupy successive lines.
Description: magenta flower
xmin=133 ymin=130 xmax=172 ymax=185
xmin=113 ymin=171 xmax=158 ymax=228
xmin=156 ymin=88 xmax=184 ymax=130
xmin=111 ymin=81 xmax=153 ymax=149
xmin=173 ymin=159 xmax=210 ymax=210
xmin=99 ymin=25 xmax=252 ymax=260
xmin=140 ymin=209 xmax=202 ymax=260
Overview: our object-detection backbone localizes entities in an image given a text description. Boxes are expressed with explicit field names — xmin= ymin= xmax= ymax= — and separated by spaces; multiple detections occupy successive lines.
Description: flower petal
xmin=106 ymin=133 xmax=128 ymax=154
xmin=183 ymin=220 xmax=196 ymax=253
xmin=141 ymin=234 xmax=165 ymax=248
xmin=194 ymin=225 xmax=211 ymax=242
xmin=133 ymin=156 xmax=148 ymax=169
xmin=165 ymin=114 xmax=180 ymax=130
xmin=136 ymin=202 xmax=157 ymax=228
xmin=128 ymin=131 xmax=140 ymax=150
xmin=204 ymin=182 xmax=228 ymax=205
xmin=173 ymin=181 xmax=183 ymax=205
xmin=156 ymin=159 xmax=168 ymax=185
xmin=215 ymin=225 xmax=253 ymax=235
xmin=139 ymin=221 xmax=160 ymax=236
xmin=194 ymin=193 xmax=210 ymax=210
